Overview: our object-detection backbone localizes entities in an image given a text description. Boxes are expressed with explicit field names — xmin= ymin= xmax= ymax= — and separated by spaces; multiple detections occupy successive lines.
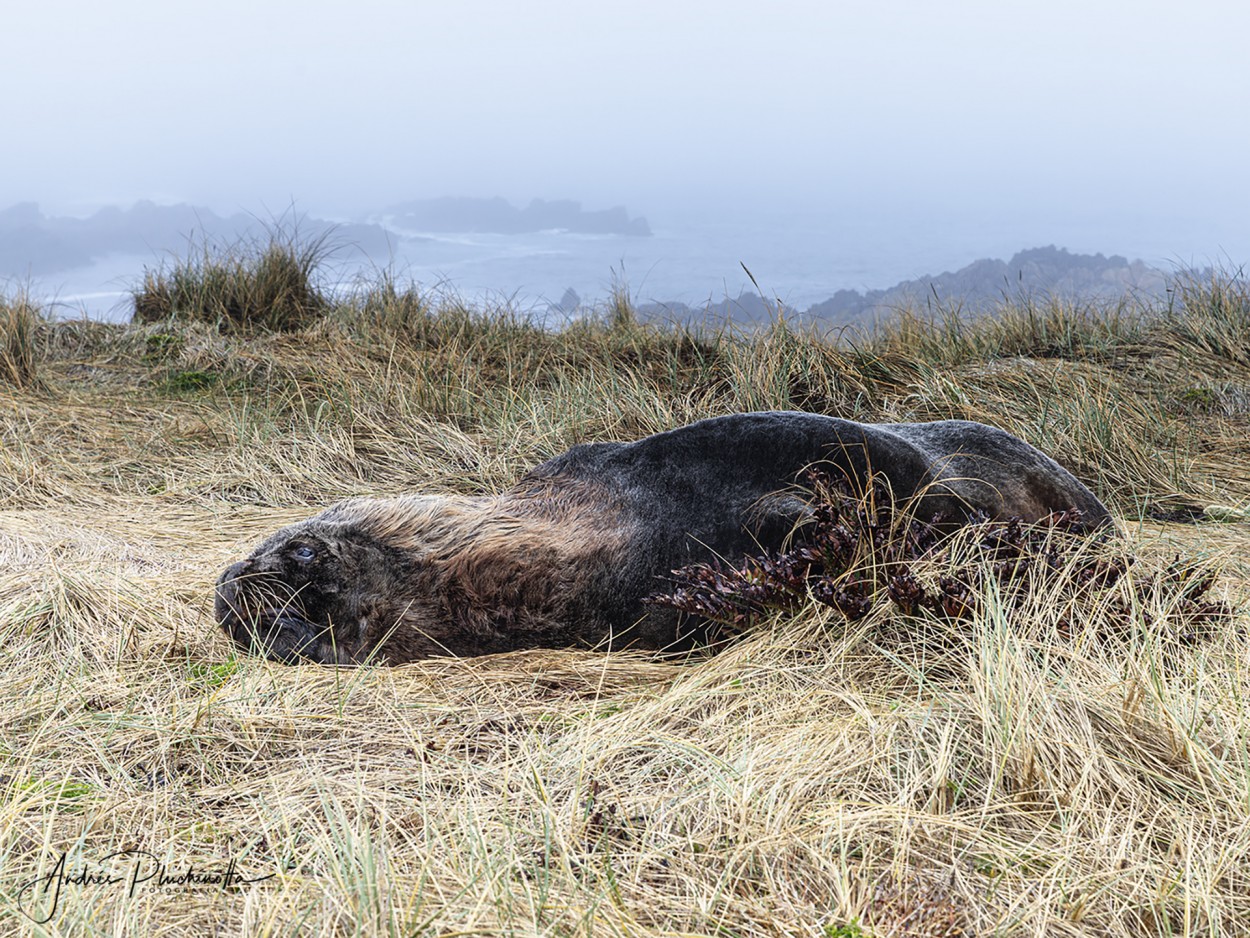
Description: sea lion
xmin=215 ymin=411 xmax=1110 ymax=664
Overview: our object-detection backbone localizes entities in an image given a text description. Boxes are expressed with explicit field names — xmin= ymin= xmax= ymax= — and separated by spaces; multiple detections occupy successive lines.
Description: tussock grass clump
xmin=132 ymin=232 xmax=329 ymax=332
xmin=338 ymin=269 xmax=434 ymax=339
xmin=0 ymin=290 xmax=43 ymax=389
xmin=1161 ymin=268 xmax=1250 ymax=367
xmin=882 ymin=297 xmax=1141 ymax=367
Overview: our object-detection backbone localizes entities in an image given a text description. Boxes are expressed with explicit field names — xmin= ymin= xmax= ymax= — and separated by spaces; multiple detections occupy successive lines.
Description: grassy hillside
xmin=2 ymin=249 xmax=1250 ymax=936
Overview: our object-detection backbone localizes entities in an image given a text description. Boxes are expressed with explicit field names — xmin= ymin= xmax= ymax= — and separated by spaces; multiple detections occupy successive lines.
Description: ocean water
xmin=27 ymin=210 xmax=1245 ymax=322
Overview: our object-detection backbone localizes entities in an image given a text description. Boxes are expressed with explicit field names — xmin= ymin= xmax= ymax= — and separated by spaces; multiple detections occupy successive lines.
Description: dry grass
xmin=2 ymin=260 xmax=1250 ymax=936
xmin=0 ymin=291 xmax=43 ymax=391
xmin=132 ymin=231 xmax=331 ymax=332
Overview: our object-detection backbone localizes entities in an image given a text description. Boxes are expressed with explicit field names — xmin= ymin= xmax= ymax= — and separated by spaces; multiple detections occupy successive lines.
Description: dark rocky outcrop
xmin=804 ymin=246 xmax=1170 ymax=322
xmin=636 ymin=246 xmax=1173 ymax=326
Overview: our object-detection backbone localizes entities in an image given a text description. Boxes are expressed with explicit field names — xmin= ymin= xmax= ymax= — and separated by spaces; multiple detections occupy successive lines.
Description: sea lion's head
xmin=214 ymin=497 xmax=468 ymax=665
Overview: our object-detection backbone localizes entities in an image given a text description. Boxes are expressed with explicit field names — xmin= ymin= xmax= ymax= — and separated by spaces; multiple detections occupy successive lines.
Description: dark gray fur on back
xmin=515 ymin=411 xmax=1110 ymax=648
xmin=525 ymin=412 xmax=1107 ymax=533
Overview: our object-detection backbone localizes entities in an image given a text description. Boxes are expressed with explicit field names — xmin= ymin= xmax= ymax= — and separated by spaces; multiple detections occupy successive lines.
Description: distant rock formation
xmin=384 ymin=197 xmax=651 ymax=236
xmin=554 ymin=287 xmax=582 ymax=313
xmin=635 ymin=292 xmax=796 ymax=325
xmin=0 ymin=201 xmax=398 ymax=278
xmin=637 ymin=246 xmax=1173 ymax=326
xmin=0 ymin=202 xmax=95 ymax=274
xmin=804 ymin=246 xmax=1170 ymax=322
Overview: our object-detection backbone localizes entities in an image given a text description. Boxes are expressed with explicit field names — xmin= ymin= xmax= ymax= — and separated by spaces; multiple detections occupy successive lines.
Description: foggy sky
xmin=5 ymin=0 xmax=1249 ymax=258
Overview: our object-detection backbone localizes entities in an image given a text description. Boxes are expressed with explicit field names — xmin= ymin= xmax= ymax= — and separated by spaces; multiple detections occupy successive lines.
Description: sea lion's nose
xmin=216 ymin=561 xmax=247 ymax=591
xmin=214 ymin=562 xmax=248 ymax=624
xmin=219 ymin=561 xmax=246 ymax=581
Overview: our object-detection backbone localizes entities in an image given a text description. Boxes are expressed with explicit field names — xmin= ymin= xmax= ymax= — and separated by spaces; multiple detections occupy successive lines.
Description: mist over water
xmin=25 ymin=198 xmax=1245 ymax=323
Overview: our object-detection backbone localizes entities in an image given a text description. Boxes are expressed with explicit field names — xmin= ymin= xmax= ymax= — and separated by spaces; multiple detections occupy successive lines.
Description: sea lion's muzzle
xmin=214 ymin=563 xmax=337 ymax=663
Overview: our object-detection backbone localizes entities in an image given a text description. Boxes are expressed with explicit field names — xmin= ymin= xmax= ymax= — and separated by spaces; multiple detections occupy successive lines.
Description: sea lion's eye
xmin=292 ymin=545 xmax=317 ymax=563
